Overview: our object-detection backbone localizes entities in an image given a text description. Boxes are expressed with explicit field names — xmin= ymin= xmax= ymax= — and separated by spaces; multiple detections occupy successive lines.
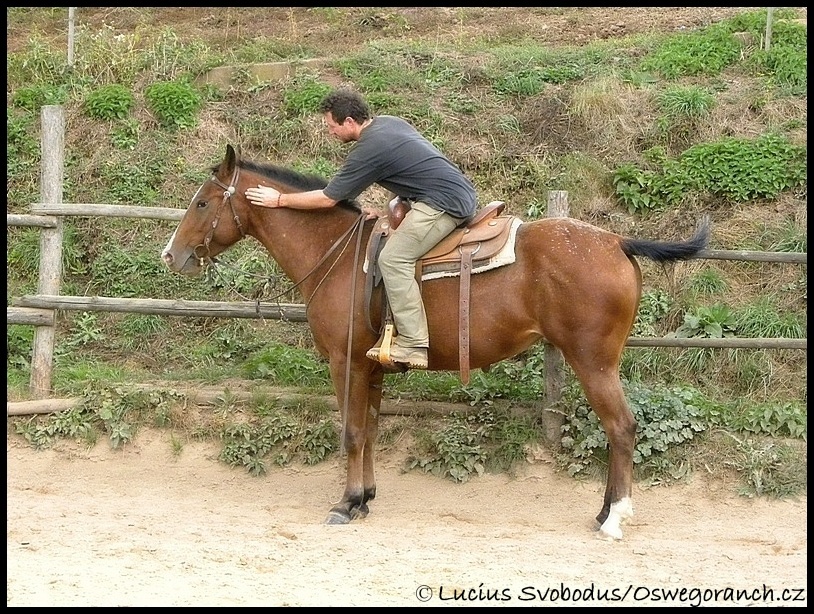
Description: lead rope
xmin=340 ymin=213 xmax=367 ymax=455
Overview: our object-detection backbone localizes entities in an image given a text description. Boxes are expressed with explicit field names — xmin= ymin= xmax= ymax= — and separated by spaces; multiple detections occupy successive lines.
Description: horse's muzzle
xmin=161 ymin=248 xmax=202 ymax=276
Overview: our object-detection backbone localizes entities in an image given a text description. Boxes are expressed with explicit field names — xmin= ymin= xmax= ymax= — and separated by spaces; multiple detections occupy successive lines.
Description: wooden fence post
xmin=764 ymin=7 xmax=774 ymax=51
xmin=541 ymin=191 xmax=568 ymax=445
xmin=30 ymin=106 xmax=65 ymax=398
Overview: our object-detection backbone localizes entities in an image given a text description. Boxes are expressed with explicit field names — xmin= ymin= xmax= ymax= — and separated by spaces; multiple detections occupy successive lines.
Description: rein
xmin=213 ymin=210 xmax=367 ymax=314
xmin=341 ymin=212 xmax=367 ymax=455
xmin=196 ymin=169 xmax=368 ymax=313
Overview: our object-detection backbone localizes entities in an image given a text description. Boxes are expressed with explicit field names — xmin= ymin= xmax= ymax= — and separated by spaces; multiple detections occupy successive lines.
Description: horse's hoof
xmin=597 ymin=524 xmax=623 ymax=541
xmin=350 ymin=503 xmax=369 ymax=520
xmin=324 ymin=510 xmax=351 ymax=525
xmin=597 ymin=497 xmax=633 ymax=540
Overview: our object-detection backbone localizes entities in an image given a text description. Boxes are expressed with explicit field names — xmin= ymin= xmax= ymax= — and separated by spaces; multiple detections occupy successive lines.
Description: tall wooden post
xmin=67 ymin=8 xmax=76 ymax=67
xmin=764 ymin=7 xmax=774 ymax=51
xmin=541 ymin=191 xmax=568 ymax=445
xmin=30 ymin=106 xmax=65 ymax=398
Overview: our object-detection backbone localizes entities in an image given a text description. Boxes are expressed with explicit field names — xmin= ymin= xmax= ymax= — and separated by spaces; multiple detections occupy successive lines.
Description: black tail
xmin=621 ymin=216 xmax=710 ymax=262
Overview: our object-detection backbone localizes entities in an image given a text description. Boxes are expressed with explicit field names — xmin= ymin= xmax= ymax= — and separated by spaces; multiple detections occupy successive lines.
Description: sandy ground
xmin=6 ymin=427 xmax=807 ymax=607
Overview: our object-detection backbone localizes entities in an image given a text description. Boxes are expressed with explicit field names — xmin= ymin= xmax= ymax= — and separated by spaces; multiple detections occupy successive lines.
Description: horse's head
xmin=162 ymin=144 xmax=248 ymax=276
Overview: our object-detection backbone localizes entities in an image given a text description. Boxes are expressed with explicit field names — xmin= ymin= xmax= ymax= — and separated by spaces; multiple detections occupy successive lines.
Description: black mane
xmin=212 ymin=159 xmax=362 ymax=212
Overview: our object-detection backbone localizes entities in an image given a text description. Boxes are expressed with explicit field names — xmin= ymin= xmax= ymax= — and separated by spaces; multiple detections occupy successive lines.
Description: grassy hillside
xmin=6 ymin=8 xmax=807 ymax=493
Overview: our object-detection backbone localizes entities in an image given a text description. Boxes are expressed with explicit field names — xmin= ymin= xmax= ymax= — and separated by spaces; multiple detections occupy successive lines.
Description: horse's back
xmin=420 ymin=216 xmax=642 ymax=369
xmin=515 ymin=217 xmax=641 ymax=284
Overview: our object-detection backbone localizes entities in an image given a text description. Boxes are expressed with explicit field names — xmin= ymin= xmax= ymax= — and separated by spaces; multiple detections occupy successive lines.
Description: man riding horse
xmin=245 ymin=87 xmax=477 ymax=370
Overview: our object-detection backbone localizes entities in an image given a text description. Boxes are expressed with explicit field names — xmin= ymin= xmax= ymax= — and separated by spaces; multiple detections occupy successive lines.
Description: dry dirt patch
xmin=6 ymin=427 xmax=807 ymax=607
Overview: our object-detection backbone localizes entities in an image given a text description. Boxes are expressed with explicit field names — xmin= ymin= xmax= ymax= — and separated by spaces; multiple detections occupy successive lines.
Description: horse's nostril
xmin=162 ymin=252 xmax=173 ymax=265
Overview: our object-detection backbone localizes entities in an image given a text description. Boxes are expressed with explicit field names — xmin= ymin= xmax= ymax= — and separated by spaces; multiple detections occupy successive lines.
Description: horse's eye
xmin=196 ymin=200 xmax=207 ymax=209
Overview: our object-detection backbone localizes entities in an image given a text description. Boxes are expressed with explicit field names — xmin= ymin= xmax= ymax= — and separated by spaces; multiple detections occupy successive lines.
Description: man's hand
xmin=362 ymin=206 xmax=380 ymax=220
xmin=245 ymin=185 xmax=281 ymax=208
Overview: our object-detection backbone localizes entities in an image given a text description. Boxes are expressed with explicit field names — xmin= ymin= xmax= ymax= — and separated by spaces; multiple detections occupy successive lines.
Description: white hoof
xmin=597 ymin=523 xmax=623 ymax=541
xmin=598 ymin=497 xmax=634 ymax=541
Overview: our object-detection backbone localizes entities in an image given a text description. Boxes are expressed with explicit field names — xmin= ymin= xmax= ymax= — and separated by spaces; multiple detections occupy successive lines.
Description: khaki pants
xmin=378 ymin=201 xmax=460 ymax=348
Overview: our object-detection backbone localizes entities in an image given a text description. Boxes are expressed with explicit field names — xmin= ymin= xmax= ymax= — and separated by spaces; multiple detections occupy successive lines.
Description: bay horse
xmin=161 ymin=144 xmax=709 ymax=540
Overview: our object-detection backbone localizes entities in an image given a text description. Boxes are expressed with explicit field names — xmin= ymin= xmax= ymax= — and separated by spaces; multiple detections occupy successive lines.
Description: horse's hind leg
xmin=567 ymin=359 xmax=636 ymax=540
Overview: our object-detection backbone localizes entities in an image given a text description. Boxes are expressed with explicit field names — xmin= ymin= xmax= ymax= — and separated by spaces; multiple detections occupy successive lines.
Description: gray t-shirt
xmin=323 ymin=115 xmax=477 ymax=219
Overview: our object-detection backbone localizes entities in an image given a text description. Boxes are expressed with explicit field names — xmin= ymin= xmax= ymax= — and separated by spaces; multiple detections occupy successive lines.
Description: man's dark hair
xmin=318 ymin=88 xmax=371 ymax=124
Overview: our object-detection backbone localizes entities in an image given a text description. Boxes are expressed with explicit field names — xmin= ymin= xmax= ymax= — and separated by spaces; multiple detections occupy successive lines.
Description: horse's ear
xmin=222 ymin=144 xmax=237 ymax=178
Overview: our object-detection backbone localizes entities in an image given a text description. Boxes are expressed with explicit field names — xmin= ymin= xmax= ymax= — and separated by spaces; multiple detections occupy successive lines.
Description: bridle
xmin=193 ymin=166 xmax=245 ymax=267
xmin=192 ymin=165 xmax=367 ymax=311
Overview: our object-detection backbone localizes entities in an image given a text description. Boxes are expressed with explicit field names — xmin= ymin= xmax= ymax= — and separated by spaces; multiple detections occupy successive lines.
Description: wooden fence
xmin=7 ymin=106 xmax=808 ymax=429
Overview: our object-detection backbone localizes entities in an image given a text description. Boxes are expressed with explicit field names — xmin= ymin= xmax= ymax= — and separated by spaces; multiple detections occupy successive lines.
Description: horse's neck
xmin=249 ymin=205 xmax=360 ymax=295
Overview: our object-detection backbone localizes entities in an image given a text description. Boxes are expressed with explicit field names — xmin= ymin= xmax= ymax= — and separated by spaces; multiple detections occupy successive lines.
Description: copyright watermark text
xmin=413 ymin=583 xmax=806 ymax=606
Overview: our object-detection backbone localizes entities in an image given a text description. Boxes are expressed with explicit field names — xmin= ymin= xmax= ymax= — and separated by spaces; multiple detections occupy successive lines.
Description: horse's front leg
xmin=325 ymin=358 xmax=372 ymax=524
xmin=362 ymin=368 xmax=384 ymax=507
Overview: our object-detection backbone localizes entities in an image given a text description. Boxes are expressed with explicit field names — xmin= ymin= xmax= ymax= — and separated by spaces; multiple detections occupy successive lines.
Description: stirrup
xmin=366 ymin=324 xmax=396 ymax=363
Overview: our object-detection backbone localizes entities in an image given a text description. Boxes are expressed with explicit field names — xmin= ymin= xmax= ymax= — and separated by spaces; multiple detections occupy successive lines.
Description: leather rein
xmin=193 ymin=168 xmax=368 ymax=312
xmin=192 ymin=168 xmax=368 ymax=451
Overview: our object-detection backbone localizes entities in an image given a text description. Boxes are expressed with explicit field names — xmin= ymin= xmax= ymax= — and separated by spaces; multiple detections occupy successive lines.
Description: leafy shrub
xmin=725 ymin=402 xmax=807 ymax=440
xmin=144 ymin=80 xmax=202 ymax=130
xmin=679 ymin=134 xmax=807 ymax=202
xmin=7 ymin=110 xmax=40 ymax=185
xmin=11 ymin=84 xmax=68 ymax=111
xmin=633 ymin=289 xmax=673 ymax=336
xmin=755 ymin=43 xmax=807 ymax=94
xmin=84 ymin=84 xmax=135 ymax=121
xmin=99 ymin=157 xmax=165 ymax=204
xmin=243 ymin=344 xmax=331 ymax=389
xmin=409 ymin=420 xmax=486 ymax=483
xmin=722 ymin=10 xmax=807 ymax=94
xmin=219 ymin=399 xmax=338 ymax=475
xmin=613 ymin=134 xmax=807 ymax=212
xmin=407 ymin=407 xmax=540 ymax=482
xmin=110 ymin=118 xmax=140 ymax=149
xmin=58 ymin=312 xmax=105 ymax=352
xmin=88 ymin=244 xmax=178 ymax=296
xmin=559 ymin=381 xmax=706 ymax=478
xmin=13 ymin=385 xmax=185 ymax=450
xmin=281 ymin=73 xmax=332 ymax=117
xmin=723 ymin=8 xmax=800 ymax=37
xmin=458 ymin=345 xmax=546 ymax=405
xmin=7 ymin=325 xmax=34 ymax=369
xmin=674 ymin=304 xmax=737 ymax=339
xmin=640 ymin=24 xmax=741 ymax=79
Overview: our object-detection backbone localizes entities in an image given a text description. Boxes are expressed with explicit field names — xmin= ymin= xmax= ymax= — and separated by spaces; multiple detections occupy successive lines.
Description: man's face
xmin=323 ymin=112 xmax=356 ymax=143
